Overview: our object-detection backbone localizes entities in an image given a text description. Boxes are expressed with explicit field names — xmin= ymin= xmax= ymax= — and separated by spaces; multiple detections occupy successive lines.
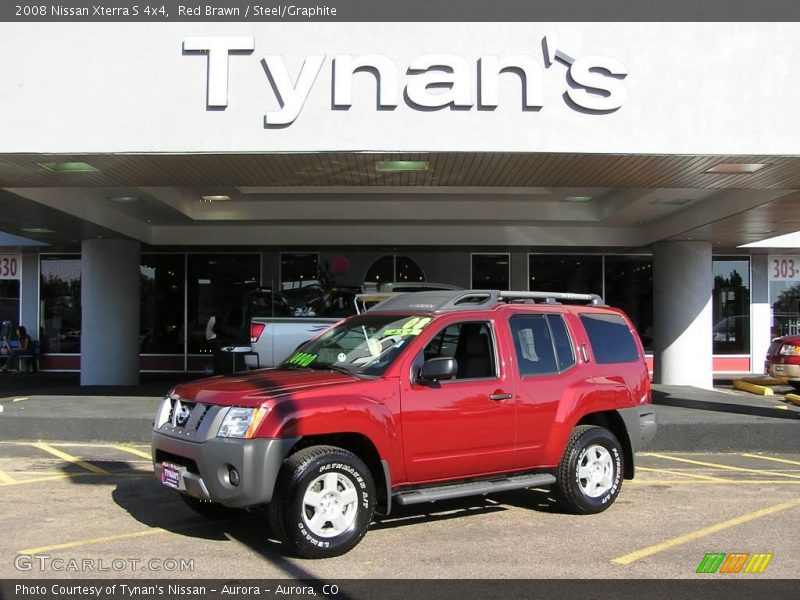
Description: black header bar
xmin=3 ymin=0 xmax=800 ymax=22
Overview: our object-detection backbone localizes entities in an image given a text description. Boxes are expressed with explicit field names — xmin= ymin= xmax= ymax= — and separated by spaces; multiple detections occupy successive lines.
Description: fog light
xmin=229 ymin=467 xmax=240 ymax=486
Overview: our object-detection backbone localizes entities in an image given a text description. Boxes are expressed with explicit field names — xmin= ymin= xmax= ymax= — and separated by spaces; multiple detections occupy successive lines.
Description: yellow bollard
xmin=733 ymin=380 xmax=774 ymax=396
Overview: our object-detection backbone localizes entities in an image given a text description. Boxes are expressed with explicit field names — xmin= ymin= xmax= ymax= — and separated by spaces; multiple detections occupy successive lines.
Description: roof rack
xmin=364 ymin=289 xmax=605 ymax=313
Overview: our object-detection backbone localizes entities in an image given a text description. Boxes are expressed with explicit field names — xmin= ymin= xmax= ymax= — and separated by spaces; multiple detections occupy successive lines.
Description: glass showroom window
xmin=471 ymin=254 xmax=510 ymax=290
xmin=528 ymin=255 xmax=602 ymax=295
xmin=187 ymin=254 xmax=260 ymax=354
xmin=281 ymin=253 xmax=319 ymax=290
xmin=40 ymin=255 xmax=81 ymax=354
xmin=604 ymin=256 xmax=654 ymax=351
xmin=713 ymin=257 xmax=750 ymax=355
xmin=0 ymin=280 xmax=20 ymax=333
xmin=769 ymin=256 xmax=800 ymax=338
xmin=364 ymin=255 xmax=426 ymax=285
xmin=140 ymin=254 xmax=185 ymax=354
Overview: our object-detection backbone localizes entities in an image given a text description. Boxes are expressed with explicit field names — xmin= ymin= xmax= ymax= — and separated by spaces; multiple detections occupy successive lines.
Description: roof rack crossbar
xmin=498 ymin=291 xmax=605 ymax=306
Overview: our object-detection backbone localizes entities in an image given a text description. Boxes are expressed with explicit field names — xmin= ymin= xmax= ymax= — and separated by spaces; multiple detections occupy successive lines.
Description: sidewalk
xmin=0 ymin=373 xmax=798 ymax=451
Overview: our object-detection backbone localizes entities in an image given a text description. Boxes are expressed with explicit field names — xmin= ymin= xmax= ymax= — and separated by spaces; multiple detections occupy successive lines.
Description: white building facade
xmin=1 ymin=22 xmax=799 ymax=385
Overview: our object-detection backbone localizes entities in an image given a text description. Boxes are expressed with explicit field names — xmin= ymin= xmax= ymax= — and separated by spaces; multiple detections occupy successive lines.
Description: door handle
xmin=489 ymin=393 xmax=513 ymax=401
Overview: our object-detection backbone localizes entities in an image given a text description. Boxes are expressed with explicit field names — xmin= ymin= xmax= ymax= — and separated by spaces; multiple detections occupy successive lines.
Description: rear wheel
xmin=554 ymin=425 xmax=623 ymax=514
xmin=268 ymin=445 xmax=375 ymax=559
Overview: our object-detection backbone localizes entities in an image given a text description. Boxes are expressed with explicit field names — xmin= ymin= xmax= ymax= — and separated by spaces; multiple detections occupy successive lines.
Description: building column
xmin=653 ymin=241 xmax=713 ymax=388
xmin=750 ymin=254 xmax=772 ymax=374
xmin=81 ymin=239 xmax=140 ymax=385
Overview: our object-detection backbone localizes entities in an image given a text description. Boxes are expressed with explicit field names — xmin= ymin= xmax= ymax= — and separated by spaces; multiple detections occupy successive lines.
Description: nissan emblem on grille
xmin=176 ymin=403 xmax=192 ymax=426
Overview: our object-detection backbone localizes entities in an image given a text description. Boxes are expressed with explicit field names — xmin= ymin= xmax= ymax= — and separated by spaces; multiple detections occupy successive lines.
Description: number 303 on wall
xmin=769 ymin=256 xmax=800 ymax=281
xmin=0 ymin=255 xmax=20 ymax=280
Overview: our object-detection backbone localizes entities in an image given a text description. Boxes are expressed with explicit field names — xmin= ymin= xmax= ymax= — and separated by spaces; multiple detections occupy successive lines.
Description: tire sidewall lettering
xmin=292 ymin=459 xmax=372 ymax=550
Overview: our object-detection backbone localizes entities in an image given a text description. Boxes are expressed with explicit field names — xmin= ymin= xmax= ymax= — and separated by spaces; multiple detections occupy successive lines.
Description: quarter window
xmin=580 ymin=313 xmax=639 ymax=364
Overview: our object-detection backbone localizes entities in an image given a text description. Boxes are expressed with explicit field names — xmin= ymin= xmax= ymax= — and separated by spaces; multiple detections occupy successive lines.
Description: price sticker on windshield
xmin=0 ymin=254 xmax=20 ymax=280
xmin=769 ymin=256 xmax=800 ymax=281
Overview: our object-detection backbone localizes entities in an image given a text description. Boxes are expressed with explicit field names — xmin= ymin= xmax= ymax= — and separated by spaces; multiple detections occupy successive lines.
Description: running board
xmin=394 ymin=473 xmax=556 ymax=506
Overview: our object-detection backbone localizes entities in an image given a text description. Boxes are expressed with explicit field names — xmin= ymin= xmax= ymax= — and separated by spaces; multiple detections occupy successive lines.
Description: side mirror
xmin=418 ymin=357 xmax=458 ymax=383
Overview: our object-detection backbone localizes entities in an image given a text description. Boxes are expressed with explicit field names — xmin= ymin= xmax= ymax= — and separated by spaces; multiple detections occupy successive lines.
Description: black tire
xmin=789 ymin=381 xmax=800 ymax=393
xmin=268 ymin=445 xmax=375 ymax=559
xmin=179 ymin=493 xmax=244 ymax=519
xmin=554 ymin=425 xmax=623 ymax=515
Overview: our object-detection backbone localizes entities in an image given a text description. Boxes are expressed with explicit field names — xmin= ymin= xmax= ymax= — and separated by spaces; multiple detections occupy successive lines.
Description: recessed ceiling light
xmin=563 ymin=195 xmax=593 ymax=202
xmin=109 ymin=196 xmax=140 ymax=203
xmin=20 ymin=227 xmax=55 ymax=233
xmin=739 ymin=229 xmax=776 ymax=235
xmin=376 ymin=161 xmax=429 ymax=172
xmin=38 ymin=161 xmax=99 ymax=173
xmin=705 ymin=163 xmax=768 ymax=174
xmin=201 ymin=195 xmax=232 ymax=202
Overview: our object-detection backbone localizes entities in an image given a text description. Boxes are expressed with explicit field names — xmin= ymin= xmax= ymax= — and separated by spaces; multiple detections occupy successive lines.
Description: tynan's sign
xmin=0 ymin=254 xmax=21 ymax=280
xmin=183 ymin=33 xmax=628 ymax=127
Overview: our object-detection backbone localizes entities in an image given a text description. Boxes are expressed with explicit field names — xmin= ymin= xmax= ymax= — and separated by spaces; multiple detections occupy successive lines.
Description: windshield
xmin=281 ymin=314 xmax=433 ymax=376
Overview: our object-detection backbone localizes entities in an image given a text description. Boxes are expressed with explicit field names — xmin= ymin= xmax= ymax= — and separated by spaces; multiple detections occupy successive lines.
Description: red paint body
xmin=172 ymin=304 xmax=651 ymax=488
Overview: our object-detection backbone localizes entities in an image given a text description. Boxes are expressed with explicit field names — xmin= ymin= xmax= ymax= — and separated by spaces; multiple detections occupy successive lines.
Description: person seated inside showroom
xmin=1 ymin=325 xmax=32 ymax=373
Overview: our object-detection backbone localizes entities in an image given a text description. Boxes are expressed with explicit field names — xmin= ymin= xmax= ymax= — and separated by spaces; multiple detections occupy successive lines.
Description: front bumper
xmin=151 ymin=432 xmax=299 ymax=508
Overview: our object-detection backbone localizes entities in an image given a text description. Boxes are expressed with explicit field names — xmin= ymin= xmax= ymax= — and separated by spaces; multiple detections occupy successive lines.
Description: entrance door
xmin=401 ymin=320 xmax=516 ymax=483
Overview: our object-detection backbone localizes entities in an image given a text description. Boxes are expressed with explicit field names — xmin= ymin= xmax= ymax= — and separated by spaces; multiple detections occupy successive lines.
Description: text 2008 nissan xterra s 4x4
xmin=152 ymin=290 xmax=656 ymax=558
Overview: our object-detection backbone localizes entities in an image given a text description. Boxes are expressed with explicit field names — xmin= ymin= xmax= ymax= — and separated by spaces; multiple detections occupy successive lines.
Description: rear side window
xmin=580 ymin=313 xmax=639 ymax=364
xmin=510 ymin=314 xmax=574 ymax=375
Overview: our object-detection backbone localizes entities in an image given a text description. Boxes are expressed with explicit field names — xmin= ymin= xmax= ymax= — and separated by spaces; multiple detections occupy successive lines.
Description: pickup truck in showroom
xmin=152 ymin=290 xmax=656 ymax=558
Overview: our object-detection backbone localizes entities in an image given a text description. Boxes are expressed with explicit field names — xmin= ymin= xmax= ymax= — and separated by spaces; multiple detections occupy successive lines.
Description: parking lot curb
xmin=647 ymin=421 xmax=799 ymax=453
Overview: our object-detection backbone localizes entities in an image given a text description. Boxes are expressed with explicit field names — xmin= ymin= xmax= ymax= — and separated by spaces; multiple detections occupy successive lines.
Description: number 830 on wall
xmin=0 ymin=254 xmax=20 ymax=280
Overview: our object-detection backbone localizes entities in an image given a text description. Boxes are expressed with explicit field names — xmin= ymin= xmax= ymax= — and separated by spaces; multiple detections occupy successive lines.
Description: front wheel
xmin=554 ymin=425 xmax=623 ymax=514
xmin=268 ymin=445 xmax=375 ymax=559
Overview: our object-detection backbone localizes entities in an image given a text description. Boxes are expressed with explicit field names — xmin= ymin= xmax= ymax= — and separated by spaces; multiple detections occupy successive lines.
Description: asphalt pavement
xmin=0 ymin=372 xmax=798 ymax=451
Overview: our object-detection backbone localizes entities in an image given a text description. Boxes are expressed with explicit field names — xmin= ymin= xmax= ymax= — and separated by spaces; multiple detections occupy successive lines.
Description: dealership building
xmin=2 ymin=22 xmax=800 ymax=387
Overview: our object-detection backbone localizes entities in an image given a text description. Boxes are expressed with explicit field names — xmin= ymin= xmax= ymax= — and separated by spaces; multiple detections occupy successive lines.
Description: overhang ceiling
xmin=1 ymin=152 xmax=799 ymax=251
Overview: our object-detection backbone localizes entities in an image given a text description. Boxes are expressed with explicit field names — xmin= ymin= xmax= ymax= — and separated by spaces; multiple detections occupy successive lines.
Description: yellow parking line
xmin=110 ymin=445 xmax=152 ymax=460
xmin=30 ymin=443 xmax=108 ymax=475
xmin=627 ymin=479 xmax=800 ymax=485
xmin=0 ymin=470 xmax=15 ymax=483
xmin=17 ymin=515 xmax=255 ymax=555
xmin=612 ymin=499 xmax=800 ymax=565
xmin=12 ymin=397 xmax=29 ymax=403
xmin=742 ymin=453 xmax=800 ymax=467
xmin=637 ymin=466 xmax=730 ymax=482
xmin=0 ymin=472 xmax=150 ymax=487
xmin=18 ymin=529 xmax=168 ymax=554
xmin=642 ymin=453 xmax=800 ymax=480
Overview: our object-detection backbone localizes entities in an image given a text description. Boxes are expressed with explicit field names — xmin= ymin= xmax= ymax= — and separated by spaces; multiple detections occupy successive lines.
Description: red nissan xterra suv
xmin=152 ymin=290 xmax=656 ymax=558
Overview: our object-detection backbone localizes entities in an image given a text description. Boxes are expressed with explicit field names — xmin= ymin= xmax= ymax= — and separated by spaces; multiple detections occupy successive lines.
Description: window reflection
xmin=40 ymin=255 xmax=82 ymax=354
xmin=713 ymin=258 xmax=750 ymax=354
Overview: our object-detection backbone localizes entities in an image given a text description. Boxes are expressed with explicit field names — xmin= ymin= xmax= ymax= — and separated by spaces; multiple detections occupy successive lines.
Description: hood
xmin=172 ymin=368 xmax=361 ymax=407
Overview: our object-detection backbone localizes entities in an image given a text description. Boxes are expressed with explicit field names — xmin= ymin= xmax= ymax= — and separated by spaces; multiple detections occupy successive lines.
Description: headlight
xmin=217 ymin=407 xmax=268 ymax=438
